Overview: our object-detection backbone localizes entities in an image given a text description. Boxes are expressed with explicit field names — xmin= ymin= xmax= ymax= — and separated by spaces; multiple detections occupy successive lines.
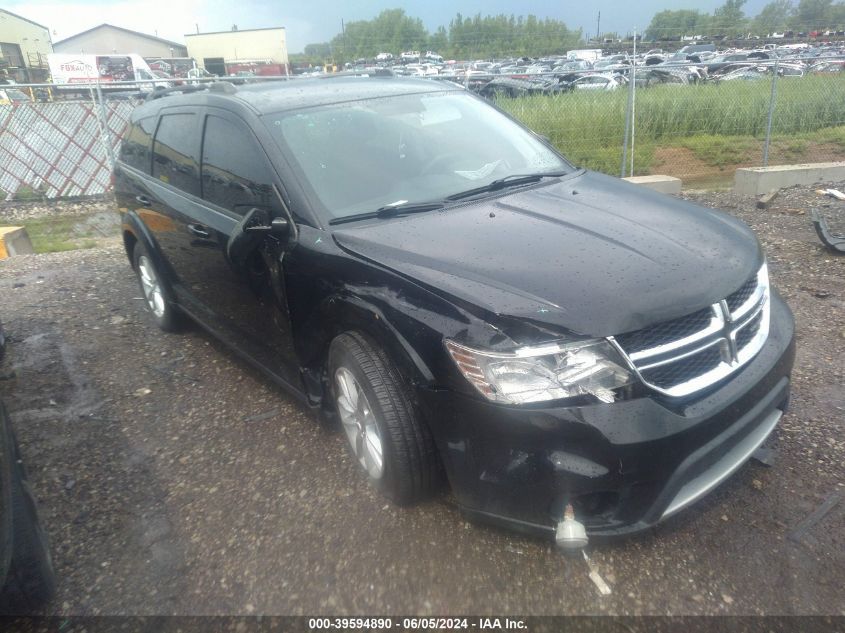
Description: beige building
xmin=185 ymin=27 xmax=288 ymax=76
xmin=53 ymin=24 xmax=187 ymax=58
xmin=0 ymin=8 xmax=52 ymax=82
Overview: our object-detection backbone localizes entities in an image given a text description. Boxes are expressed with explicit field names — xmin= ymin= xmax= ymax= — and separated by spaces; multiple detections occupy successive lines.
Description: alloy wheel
xmin=137 ymin=255 xmax=166 ymax=318
xmin=334 ymin=367 xmax=385 ymax=480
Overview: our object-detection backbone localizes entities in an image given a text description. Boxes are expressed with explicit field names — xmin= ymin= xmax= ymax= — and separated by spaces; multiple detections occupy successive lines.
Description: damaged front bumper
xmin=420 ymin=293 xmax=795 ymax=539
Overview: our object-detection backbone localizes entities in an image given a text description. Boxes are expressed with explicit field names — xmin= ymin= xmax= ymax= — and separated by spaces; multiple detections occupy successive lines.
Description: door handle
xmin=187 ymin=224 xmax=211 ymax=239
xmin=135 ymin=195 xmax=152 ymax=207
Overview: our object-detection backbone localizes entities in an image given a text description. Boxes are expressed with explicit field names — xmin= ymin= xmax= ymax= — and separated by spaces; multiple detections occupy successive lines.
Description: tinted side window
xmin=201 ymin=115 xmax=275 ymax=214
xmin=152 ymin=113 xmax=199 ymax=196
xmin=119 ymin=117 xmax=156 ymax=173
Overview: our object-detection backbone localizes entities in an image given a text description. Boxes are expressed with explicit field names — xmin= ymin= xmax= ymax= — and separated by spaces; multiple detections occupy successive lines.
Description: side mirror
xmin=244 ymin=216 xmax=289 ymax=238
xmin=227 ymin=208 xmax=288 ymax=269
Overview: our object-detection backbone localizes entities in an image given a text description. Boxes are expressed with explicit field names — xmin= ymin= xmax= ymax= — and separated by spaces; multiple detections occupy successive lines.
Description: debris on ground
xmin=752 ymin=444 xmax=778 ymax=467
xmin=582 ymin=551 xmax=612 ymax=596
xmin=788 ymin=492 xmax=843 ymax=544
xmin=817 ymin=188 xmax=845 ymax=201
xmin=811 ymin=209 xmax=845 ymax=253
xmin=757 ymin=189 xmax=779 ymax=209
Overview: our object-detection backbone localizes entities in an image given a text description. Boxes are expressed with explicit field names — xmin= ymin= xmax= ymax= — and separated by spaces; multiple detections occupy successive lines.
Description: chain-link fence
xmin=0 ymin=88 xmax=138 ymax=201
xmin=2 ymin=57 xmax=845 ymax=200
xmin=480 ymin=55 xmax=845 ymax=188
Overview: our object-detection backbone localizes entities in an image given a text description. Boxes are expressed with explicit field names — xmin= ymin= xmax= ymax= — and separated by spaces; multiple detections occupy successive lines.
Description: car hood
xmin=332 ymin=170 xmax=762 ymax=339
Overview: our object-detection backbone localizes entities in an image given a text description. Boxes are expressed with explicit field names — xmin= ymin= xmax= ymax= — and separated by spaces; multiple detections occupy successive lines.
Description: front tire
xmin=328 ymin=332 xmax=439 ymax=504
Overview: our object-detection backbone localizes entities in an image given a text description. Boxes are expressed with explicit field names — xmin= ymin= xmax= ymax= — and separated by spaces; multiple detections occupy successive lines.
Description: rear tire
xmin=0 ymin=417 xmax=56 ymax=613
xmin=328 ymin=332 xmax=440 ymax=504
xmin=132 ymin=241 xmax=183 ymax=332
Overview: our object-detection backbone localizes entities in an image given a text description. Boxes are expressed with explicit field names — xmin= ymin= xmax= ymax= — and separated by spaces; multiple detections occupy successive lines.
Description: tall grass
xmin=497 ymin=75 xmax=845 ymax=175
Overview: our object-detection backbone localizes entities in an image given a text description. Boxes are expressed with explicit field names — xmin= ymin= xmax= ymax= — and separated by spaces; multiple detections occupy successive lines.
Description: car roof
xmin=135 ymin=77 xmax=459 ymax=120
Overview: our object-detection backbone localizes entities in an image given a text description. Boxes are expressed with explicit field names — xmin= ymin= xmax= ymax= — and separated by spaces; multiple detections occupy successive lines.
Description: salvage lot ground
xmin=0 ymin=185 xmax=843 ymax=616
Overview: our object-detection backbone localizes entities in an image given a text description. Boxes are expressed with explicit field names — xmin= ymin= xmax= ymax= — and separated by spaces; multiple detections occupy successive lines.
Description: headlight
xmin=445 ymin=338 xmax=634 ymax=405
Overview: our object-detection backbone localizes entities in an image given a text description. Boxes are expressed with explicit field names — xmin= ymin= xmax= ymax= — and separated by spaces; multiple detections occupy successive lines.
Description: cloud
xmin=8 ymin=0 xmax=317 ymax=51
xmin=9 ymin=0 xmax=226 ymax=44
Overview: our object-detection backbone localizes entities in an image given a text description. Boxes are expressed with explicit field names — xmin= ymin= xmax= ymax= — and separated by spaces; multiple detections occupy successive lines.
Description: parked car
xmin=809 ymin=60 xmax=845 ymax=73
xmin=113 ymin=77 xmax=795 ymax=546
xmin=0 ymin=320 xmax=56 ymax=612
xmin=0 ymin=88 xmax=30 ymax=106
xmin=568 ymin=73 xmax=621 ymax=91
xmin=479 ymin=75 xmax=569 ymax=98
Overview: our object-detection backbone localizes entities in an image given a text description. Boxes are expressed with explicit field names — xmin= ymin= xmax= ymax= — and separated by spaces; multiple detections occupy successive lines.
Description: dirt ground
xmin=655 ymin=143 xmax=845 ymax=190
xmin=0 ymin=184 xmax=843 ymax=616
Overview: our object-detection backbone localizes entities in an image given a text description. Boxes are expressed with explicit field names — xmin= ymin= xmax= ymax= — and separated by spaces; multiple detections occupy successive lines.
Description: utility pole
xmin=596 ymin=11 xmax=601 ymax=41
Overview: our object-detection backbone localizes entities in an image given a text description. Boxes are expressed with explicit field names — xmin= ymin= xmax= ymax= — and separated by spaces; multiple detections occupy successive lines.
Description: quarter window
xmin=201 ymin=115 xmax=275 ymax=214
xmin=152 ymin=113 xmax=199 ymax=196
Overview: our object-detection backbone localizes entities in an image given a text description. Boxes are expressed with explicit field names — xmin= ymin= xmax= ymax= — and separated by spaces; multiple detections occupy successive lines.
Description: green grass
xmin=1 ymin=213 xmax=119 ymax=254
xmin=496 ymin=75 xmax=845 ymax=177
xmin=805 ymin=125 xmax=845 ymax=151
xmin=781 ymin=138 xmax=810 ymax=160
xmin=679 ymin=135 xmax=755 ymax=167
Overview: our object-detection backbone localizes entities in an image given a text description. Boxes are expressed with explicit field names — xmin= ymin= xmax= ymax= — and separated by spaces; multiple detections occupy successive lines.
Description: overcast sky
xmin=7 ymin=0 xmax=774 ymax=53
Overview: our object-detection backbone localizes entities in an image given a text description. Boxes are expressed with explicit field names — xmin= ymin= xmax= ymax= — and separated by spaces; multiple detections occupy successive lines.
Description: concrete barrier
xmin=622 ymin=175 xmax=682 ymax=195
xmin=0 ymin=226 xmax=35 ymax=259
xmin=734 ymin=162 xmax=845 ymax=196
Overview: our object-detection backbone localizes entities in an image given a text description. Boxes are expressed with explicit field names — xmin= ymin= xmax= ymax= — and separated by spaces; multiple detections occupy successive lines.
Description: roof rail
xmin=319 ymin=69 xmax=395 ymax=79
xmin=208 ymin=81 xmax=238 ymax=94
xmin=144 ymin=80 xmax=238 ymax=102
xmin=144 ymin=83 xmax=209 ymax=101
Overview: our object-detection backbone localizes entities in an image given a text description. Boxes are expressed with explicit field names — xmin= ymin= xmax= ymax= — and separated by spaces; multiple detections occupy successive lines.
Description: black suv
xmin=113 ymin=78 xmax=795 ymax=543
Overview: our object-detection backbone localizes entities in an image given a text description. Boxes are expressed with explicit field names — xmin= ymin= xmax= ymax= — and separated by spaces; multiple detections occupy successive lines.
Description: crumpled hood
xmin=332 ymin=170 xmax=762 ymax=338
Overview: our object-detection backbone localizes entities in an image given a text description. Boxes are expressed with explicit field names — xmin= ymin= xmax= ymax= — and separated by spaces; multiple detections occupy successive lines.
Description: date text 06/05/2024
xmin=307 ymin=617 xmax=528 ymax=630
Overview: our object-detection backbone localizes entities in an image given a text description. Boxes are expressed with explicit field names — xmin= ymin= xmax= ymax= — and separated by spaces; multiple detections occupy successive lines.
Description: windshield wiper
xmin=329 ymin=201 xmax=445 ymax=225
xmin=445 ymin=171 xmax=568 ymax=201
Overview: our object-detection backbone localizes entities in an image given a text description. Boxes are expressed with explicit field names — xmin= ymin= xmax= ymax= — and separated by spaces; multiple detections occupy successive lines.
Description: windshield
xmin=264 ymin=90 xmax=569 ymax=221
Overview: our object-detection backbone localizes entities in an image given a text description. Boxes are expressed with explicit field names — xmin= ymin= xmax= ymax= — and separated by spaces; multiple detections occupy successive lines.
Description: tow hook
xmin=555 ymin=503 xmax=588 ymax=552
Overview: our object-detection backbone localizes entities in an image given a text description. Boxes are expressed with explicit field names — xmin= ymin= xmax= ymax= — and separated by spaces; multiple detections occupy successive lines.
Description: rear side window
xmin=152 ymin=113 xmax=199 ymax=196
xmin=119 ymin=117 xmax=156 ymax=173
xmin=201 ymin=115 xmax=275 ymax=214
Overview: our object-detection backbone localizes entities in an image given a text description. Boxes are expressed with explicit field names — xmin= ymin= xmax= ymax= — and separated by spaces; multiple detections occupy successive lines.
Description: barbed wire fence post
xmin=90 ymin=81 xmax=116 ymax=170
xmin=630 ymin=27 xmax=638 ymax=177
xmin=762 ymin=56 xmax=780 ymax=168
xmin=620 ymin=37 xmax=635 ymax=178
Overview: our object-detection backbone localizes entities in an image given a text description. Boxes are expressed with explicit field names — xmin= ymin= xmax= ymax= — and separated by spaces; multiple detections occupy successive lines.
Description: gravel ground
xmin=0 ymin=183 xmax=843 ymax=616
xmin=0 ymin=197 xmax=115 ymax=223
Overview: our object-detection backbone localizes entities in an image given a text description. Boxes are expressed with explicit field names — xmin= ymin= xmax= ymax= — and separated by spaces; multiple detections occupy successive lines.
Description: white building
xmin=0 ymin=8 xmax=53 ymax=82
xmin=53 ymin=24 xmax=188 ymax=58
xmin=185 ymin=27 xmax=288 ymax=76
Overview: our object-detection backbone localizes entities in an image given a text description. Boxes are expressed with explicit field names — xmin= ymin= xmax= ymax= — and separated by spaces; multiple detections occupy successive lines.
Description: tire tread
xmin=331 ymin=332 xmax=439 ymax=504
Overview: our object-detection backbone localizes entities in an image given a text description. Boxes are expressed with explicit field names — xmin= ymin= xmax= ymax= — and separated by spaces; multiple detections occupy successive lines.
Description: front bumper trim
xmin=661 ymin=407 xmax=782 ymax=519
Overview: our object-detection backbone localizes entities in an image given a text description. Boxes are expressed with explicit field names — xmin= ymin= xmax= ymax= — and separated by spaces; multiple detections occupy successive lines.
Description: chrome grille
xmin=735 ymin=309 xmax=763 ymax=350
xmin=615 ymin=307 xmax=714 ymax=355
xmin=611 ymin=264 xmax=771 ymax=398
xmin=726 ymin=276 xmax=757 ymax=313
xmin=640 ymin=345 xmax=723 ymax=389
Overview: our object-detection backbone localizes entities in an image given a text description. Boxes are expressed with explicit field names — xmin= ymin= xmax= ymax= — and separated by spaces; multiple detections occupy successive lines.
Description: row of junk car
xmin=343 ymin=43 xmax=845 ymax=97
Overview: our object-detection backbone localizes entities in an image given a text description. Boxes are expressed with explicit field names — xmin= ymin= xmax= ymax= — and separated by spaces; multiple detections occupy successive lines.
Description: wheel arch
xmin=297 ymin=293 xmax=436 ymax=410
xmin=121 ymin=210 xmax=178 ymax=306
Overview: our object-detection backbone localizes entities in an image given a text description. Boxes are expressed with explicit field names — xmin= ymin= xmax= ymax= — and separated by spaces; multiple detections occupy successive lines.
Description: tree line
xmin=299 ymin=9 xmax=581 ymax=62
xmin=296 ymin=2 xmax=845 ymax=63
xmin=645 ymin=0 xmax=845 ymax=40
